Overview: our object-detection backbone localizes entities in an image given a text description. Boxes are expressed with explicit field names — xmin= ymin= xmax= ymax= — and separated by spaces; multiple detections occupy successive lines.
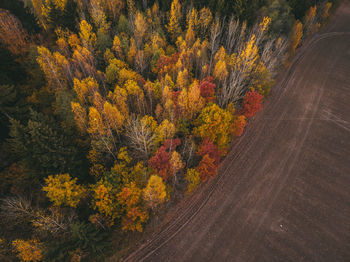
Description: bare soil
xmin=124 ymin=2 xmax=350 ymax=261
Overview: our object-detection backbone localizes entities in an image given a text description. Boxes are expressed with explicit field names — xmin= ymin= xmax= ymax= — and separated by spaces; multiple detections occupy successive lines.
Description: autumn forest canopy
xmin=0 ymin=0 xmax=336 ymax=261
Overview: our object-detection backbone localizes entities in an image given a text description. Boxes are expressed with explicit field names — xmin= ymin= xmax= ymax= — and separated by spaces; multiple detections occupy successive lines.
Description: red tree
xmin=199 ymin=76 xmax=216 ymax=102
xmin=232 ymin=115 xmax=247 ymax=137
xmin=197 ymin=138 xmax=221 ymax=165
xmin=149 ymin=138 xmax=181 ymax=181
xmin=240 ymin=90 xmax=264 ymax=118
xmin=196 ymin=154 xmax=217 ymax=181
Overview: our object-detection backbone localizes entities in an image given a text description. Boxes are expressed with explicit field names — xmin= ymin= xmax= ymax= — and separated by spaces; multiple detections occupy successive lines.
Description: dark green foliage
xmin=0 ymin=43 xmax=26 ymax=86
xmin=7 ymin=110 xmax=84 ymax=179
xmin=260 ymin=0 xmax=295 ymax=35
xmin=287 ymin=0 xmax=316 ymax=20
xmin=47 ymin=0 xmax=78 ymax=33
xmin=45 ymin=222 xmax=111 ymax=262
xmin=0 ymin=85 xmax=28 ymax=143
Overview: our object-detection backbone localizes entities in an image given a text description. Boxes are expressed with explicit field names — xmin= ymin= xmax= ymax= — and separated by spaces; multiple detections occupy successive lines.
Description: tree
xmin=194 ymin=104 xmax=233 ymax=149
xmin=126 ymin=115 xmax=157 ymax=159
xmin=178 ymin=80 xmax=205 ymax=119
xmin=196 ymin=154 xmax=217 ymax=181
xmin=155 ymin=119 xmax=176 ymax=145
xmin=149 ymin=138 xmax=181 ymax=181
xmin=134 ymin=11 xmax=147 ymax=48
xmin=240 ymin=90 xmax=264 ymax=118
xmin=37 ymin=46 xmax=70 ymax=91
xmin=232 ymin=115 xmax=247 ymax=136
xmin=170 ymin=151 xmax=184 ymax=180
xmin=7 ymin=110 xmax=81 ymax=178
xmin=71 ymin=101 xmax=87 ymax=133
xmin=185 ymin=168 xmax=201 ymax=193
xmin=103 ymin=101 xmax=125 ymax=133
xmin=288 ymin=20 xmax=303 ymax=58
xmin=0 ymin=9 xmax=29 ymax=56
xmin=42 ymin=173 xmax=86 ymax=208
xmin=303 ymin=5 xmax=318 ymax=36
xmin=112 ymin=35 xmax=124 ymax=58
xmin=197 ymin=138 xmax=221 ymax=165
xmin=166 ymin=0 xmax=182 ymax=41
xmin=79 ymin=20 xmax=97 ymax=51
xmin=142 ymin=175 xmax=167 ymax=209
xmin=199 ymin=77 xmax=216 ymax=102
xmin=92 ymin=182 xmax=120 ymax=221
xmin=320 ymin=2 xmax=332 ymax=25
xmin=12 ymin=239 xmax=43 ymax=262
xmin=117 ymin=182 xmax=148 ymax=232
xmin=88 ymin=106 xmax=107 ymax=138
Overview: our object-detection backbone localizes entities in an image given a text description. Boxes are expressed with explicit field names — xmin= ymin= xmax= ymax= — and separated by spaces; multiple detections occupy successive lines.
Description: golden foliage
xmin=79 ymin=20 xmax=97 ymax=50
xmin=170 ymin=151 xmax=184 ymax=174
xmin=185 ymin=168 xmax=200 ymax=193
xmin=259 ymin=16 xmax=271 ymax=32
xmin=42 ymin=174 xmax=86 ymax=208
xmin=194 ymin=104 xmax=233 ymax=149
xmin=73 ymin=77 xmax=99 ymax=104
xmin=92 ymin=183 xmax=119 ymax=221
xmin=12 ymin=239 xmax=43 ymax=262
xmin=178 ymin=80 xmax=205 ymax=119
xmin=166 ymin=0 xmax=182 ymax=41
xmin=142 ymin=175 xmax=167 ymax=209
xmin=289 ymin=20 xmax=303 ymax=57
xmin=103 ymin=101 xmax=125 ymax=132
xmin=155 ymin=119 xmax=176 ymax=145
xmin=71 ymin=102 xmax=87 ymax=133
xmin=88 ymin=106 xmax=107 ymax=137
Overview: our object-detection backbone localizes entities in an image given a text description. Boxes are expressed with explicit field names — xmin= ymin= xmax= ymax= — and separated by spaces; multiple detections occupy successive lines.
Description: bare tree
xmin=208 ymin=17 xmax=223 ymax=73
xmin=125 ymin=117 xmax=156 ymax=159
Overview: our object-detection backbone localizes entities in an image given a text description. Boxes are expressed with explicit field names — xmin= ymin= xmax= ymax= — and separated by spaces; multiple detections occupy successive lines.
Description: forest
xmin=0 ymin=0 xmax=336 ymax=261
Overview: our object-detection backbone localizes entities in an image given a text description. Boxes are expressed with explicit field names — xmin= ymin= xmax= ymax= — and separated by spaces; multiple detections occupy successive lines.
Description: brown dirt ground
xmin=123 ymin=2 xmax=350 ymax=261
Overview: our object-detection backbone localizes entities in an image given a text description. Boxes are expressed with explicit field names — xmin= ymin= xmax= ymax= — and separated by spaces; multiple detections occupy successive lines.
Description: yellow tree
xmin=107 ymin=85 xmax=129 ymax=116
xmin=238 ymin=35 xmax=259 ymax=74
xmin=199 ymin=7 xmax=212 ymax=35
xmin=92 ymin=182 xmax=120 ymax=221
xmin=134 ymin=11 xmax=147 ymax=48
xmin=12 ymin=239 xmax=43 ymax=262
xmin=42 ymin=174 xmax=86 ymax=208
xmin=71 ymin=102 xmax=87 ymax=133
xmin=31 ymin=0 xmax=48 ymax=30
xmin=124 ymin=79 xmax=145 ymax=114
xmin=185 ymin=168 xmax=200 ymax=193
xmin=79 ymin=20 xmax=97 ymax=51
xmin=73 ymin=77 xmax=99 ymax=104
xmin=176 ymin=69 xmax=189 ymax=89
xmin=155 ymin=119 xmax=176 ymax=145
xmin=178 ymin=80 xmax=205 ymax=119
xmin=194 ymin=103 xmax=233 ymax=149
xmin=289 ymin=20 xmax=303 ymax=58
xmin=88 ymin=106 xmax=108 ymax=137
xmin=103 ymin=101 xmax=125 ymax=133
xmin=166 ymin=0 xmax=182 ymax=41
xmin=112 ymin=35 xmax=124 ymax=58
xmin=304 ymin=5 xmax=318 ymax=35
xmin=127 ymin=38 xmax=137 ymax=65
xmin=170 ymin=151 xmax=184 ymax=183
xmin=142 ymin=175 xmax=167 ymax=209
xmin=52 ymin=0 xmax=67 ymax=10
xmin=37 ymin=47 xmax=70 ymax=91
